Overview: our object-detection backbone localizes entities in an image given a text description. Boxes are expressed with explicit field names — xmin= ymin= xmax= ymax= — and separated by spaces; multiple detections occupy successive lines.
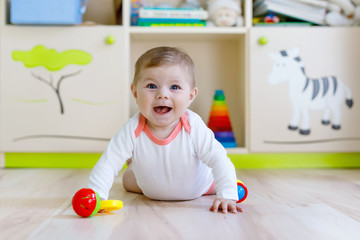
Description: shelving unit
xmin=124 ymin=0 xmax=249 ymax=154
xmin=1 ymin=0 xmax=360 ymax=167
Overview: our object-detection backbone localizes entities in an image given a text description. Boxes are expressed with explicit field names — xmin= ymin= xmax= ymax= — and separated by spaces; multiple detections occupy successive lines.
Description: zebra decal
xmin=268 ymin=48 xmax=353 ymax=135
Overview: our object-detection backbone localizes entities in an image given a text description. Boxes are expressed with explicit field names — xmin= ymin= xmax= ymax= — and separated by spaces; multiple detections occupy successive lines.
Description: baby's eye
xmin=170 ymin=85 xmax=180 ymax=90
xmin=147 ymin=84 xmax=157 ymax=89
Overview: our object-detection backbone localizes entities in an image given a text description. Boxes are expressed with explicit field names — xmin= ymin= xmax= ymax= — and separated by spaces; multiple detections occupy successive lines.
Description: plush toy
xmin=207 ymin=0 xmax=243 ymax=27
xmin=325 ymin=0 xmax=360 ymax=26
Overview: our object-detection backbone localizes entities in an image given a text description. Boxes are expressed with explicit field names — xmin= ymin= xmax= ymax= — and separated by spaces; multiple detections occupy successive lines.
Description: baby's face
xmin=131 ymin=64 xmax=197 ymax=131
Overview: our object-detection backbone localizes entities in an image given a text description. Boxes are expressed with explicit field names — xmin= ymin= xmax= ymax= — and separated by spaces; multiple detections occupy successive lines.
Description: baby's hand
xmin=210 ymin=198 xmax=243 ymax=214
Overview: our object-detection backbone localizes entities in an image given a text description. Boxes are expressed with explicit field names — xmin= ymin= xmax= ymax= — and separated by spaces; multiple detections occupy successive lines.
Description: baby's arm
xmin=88 ymin=119 xmax=135 ymax=199
xmin=191 ymin=112 xmax=240 ymax=213
xmin=210 ymin=198 xmax=243 ymax=214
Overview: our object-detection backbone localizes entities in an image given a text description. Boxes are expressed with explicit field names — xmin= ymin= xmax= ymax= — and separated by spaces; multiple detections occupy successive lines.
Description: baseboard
xmin=3 ymin=152 xmax=360 ymax=169
xmin=229 ymin=153 xmax=360 ymax=168
xmin=4 ymin=153 xmax=101 ymax=168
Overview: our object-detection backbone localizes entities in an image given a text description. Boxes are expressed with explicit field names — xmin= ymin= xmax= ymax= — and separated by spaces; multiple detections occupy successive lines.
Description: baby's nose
xmin=157 ymin=87 xmax=169 ymax=99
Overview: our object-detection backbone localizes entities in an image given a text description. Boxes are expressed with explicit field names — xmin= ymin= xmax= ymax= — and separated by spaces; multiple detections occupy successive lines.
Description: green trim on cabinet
xmin=229 ymin=153 xmax=360 ymax=169
xmin=4 ymin=153 xmax=101 ymax=168
xmin=3 ymin=152 xmax=360 ymax=169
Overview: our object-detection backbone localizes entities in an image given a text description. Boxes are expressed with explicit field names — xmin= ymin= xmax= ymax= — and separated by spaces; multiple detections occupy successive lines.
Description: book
xmin=137 ymin=18 xmax=206 ymax=27
xmin=254 ymin=22 xmax=313 ymax=26
xmin=270 ymin=0 xmax=327 ymax=14
xmin=253 ymin=0 xmax=326 ymax=25
xmin=253 ymin=0 xmax=328 ymax=13
xmin=139 ymin=7 xmax=209 ymax=20
xmin=138 ymin=22 xmax=206 ymax=27
xmin=292 ymin=0 xmax=329 ymax=8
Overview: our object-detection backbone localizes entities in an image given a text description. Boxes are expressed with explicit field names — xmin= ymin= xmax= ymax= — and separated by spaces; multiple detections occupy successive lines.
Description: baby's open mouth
xmin=154 ymin=106 xmax=172 ymax=113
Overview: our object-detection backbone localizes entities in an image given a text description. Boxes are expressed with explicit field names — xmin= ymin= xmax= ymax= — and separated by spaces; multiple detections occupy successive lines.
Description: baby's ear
xmin=189 ymin=87 xmax=198 ymax=102
xmin=131 ymin=84 xmax=137 ymax=98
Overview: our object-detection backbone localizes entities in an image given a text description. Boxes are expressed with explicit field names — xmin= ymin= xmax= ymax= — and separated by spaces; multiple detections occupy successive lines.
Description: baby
xmin=88 ymin=46 xmax=242 ymax=213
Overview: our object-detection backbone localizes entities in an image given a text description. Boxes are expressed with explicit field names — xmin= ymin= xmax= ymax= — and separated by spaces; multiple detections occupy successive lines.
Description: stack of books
xmin=137 ymin=7 xmax=208 ymax=27
xmin=253 ymin=0 xmax=328 ymax=25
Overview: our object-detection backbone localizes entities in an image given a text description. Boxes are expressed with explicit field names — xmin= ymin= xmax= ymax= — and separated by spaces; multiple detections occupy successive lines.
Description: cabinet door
xmin=0 ymin=26 xmax=129 ymax=152
xmin=250 ymin=27 xmax=360 ymax=152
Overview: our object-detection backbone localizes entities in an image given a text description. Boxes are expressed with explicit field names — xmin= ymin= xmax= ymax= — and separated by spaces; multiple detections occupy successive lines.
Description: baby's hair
xmin=133 ymin=46 xmax=195 ymax=87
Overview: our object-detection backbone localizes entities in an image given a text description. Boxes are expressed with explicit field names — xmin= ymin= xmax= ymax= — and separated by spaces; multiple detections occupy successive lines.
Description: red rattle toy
xmin=236 ymin=180 xmax=248 ymax=203
xmin=72 ymin=188 xmax=123 ymax=218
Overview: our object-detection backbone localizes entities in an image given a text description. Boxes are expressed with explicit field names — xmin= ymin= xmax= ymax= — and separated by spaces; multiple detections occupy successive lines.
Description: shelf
xmin=129 ymin=27 xmax=247 ymax=40
xmin=130 ymin=26 xmax=247 ymax=34
xmin=226 ymin=147 xmax=249 ymax=155
xmin=129 ymin=27 xmax=247 ymax=42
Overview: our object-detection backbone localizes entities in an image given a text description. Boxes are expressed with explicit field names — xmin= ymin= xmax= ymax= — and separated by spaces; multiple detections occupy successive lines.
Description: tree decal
xmin=12 ymin=45 xmax=92 ymax=114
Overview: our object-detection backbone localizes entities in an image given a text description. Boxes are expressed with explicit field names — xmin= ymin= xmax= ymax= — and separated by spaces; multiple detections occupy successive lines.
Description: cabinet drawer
xmin=0 ymin=26 xmax=128 ymax=152
xmin=250 ymin=27 xmax=360 ymax=152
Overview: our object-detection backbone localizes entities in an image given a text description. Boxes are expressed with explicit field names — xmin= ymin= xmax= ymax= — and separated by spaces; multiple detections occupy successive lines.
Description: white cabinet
xmin=1 ymin=0 xmax=359 ymax=154
xmin=249 ymin=27 xmax=360 ymax=152
xmin=0 ymin=26 xmax=129 ymax=152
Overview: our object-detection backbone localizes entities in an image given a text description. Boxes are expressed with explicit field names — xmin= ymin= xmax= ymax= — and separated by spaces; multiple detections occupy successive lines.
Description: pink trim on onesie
xmin=134 ymin=113 xmax=191 ymax=145
xmin=203 ymin=181 xmax=215 ymax=195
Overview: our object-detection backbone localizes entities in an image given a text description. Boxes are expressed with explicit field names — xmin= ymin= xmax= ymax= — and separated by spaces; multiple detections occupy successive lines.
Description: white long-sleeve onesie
xmin=88 ymin=110 xmax=238 ymax=201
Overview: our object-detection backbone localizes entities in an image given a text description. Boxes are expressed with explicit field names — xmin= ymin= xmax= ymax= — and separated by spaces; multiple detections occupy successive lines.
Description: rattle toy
xmin=72 ymin=188 xmax=123 ymax=218
xmin=236 ymin=180 xmax=248 ymax=203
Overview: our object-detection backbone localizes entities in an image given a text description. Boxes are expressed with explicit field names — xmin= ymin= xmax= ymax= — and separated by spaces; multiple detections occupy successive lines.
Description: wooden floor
xmin=0 ymin=168 xmax=359 ymax=240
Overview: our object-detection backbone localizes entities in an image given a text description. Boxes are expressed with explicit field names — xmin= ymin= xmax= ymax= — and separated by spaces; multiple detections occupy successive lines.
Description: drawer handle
xmin=258 ymin=36 xmax=268 ymax=45
xmin=106 ymin=36 xmax=116 ymax=44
